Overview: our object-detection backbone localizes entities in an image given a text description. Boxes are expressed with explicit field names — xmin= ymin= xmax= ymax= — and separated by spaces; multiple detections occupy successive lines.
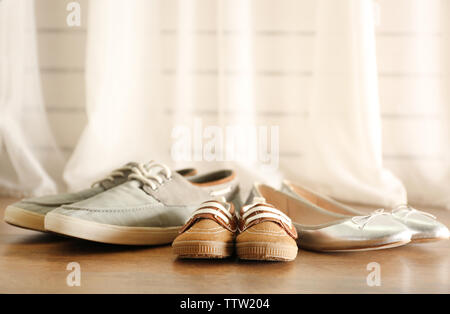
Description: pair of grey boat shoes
xmin=4 ymin=161 xmax=240 ymax=245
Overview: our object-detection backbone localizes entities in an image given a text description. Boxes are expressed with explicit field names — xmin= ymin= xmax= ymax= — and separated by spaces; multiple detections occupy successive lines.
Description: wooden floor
xmin=0 ymin=197 xmax=449 ymax=294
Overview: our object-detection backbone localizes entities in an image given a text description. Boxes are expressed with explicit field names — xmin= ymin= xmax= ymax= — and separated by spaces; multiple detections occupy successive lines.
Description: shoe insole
xmin=258 ymin=185 xmax=345 ymax=226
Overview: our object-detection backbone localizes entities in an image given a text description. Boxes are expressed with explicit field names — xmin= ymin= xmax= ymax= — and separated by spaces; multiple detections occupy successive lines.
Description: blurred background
xmin=0 ymin=0 xmax=449 ymax=209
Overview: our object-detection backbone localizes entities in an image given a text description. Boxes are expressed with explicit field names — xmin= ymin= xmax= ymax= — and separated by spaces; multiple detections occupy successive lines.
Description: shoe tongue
xmin=241 ymin=199 xmax=271 ymax=215
xmin=134 ymin=160 xmax=154 ymax=170
xmin=101 ymin=168 xmax=134 ymax=190
xmin=141 ymin=171 xmax=211 ymax=206
xmin=125 ymin=161 xmax=139 ymax=167
xmin=252 ymin=196 xmax=267 ymax=204
xmin=200 ymin=199 xmax=232 ymax=215
xmin=211 ymin=199 xmax=230 ymax=210
xmin=101 ymin=177 xmax=128 ymax=190
xmin=101 ymin=161 xmax=158 ymax=190
xmin=214 ymin=196 xmax=227 ymax=203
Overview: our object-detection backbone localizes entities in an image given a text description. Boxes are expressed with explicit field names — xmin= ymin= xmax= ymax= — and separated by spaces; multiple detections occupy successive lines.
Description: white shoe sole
xmin=45 ymin=212 xmax=181 ymax=245
xmin=236 ymin=242 xmax=298 ymax=261
xmin=4 ymin=205 xmax=46 ymax=232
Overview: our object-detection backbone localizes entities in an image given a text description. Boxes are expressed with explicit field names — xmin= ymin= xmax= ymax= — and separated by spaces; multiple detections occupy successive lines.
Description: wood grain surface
xmin=0 ymin=197 xmax=448 ymax=293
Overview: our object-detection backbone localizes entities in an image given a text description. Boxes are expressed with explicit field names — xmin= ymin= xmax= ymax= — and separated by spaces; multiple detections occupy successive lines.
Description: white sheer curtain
xmin=63 ymin=0 xmax=167 ymax=189
xmin=0 ymin=0 xmax=63 ymax=197
xmin=301 ymin=0 xmax=407 ymax=206
xmin=64 ymin=0 xmax=271 ymax=192
xmin=1 ymin=0 xmax=449 ymax=210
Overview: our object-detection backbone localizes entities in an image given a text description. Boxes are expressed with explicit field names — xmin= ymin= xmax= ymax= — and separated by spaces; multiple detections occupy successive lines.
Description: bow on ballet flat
xmin=351 ymin=209 xmax=390 ymax=230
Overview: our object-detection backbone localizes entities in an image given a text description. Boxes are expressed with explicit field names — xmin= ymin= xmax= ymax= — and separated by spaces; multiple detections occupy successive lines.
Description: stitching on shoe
xmin=251 ymin=225 xmax=284 ymax=233
xmin=189 ymin=226 xmax=223 ymax=231
xmin=250 ymin=224 xmax=285 ymax=234
xmin=244 ymin=228 xmax=288 ymax=237
xmin=186 ymin=229 xmax=228 ymax=234
xmin=60 ymin=204 xmax=185 ymax=213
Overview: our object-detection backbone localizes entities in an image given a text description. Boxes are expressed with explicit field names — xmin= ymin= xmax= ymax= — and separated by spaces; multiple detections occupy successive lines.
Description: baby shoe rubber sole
xmin=236 ymin=246 xmax=297 ymax=261
xmin=173 ymin=200 xmax=236 ymax=258
xmin=236 ymin=202 xmax=298 ymax=262
xmin=236 ymin=242 xmax=298 ymax=261
xmin=173 ymin=240 xmax=234 ymax=258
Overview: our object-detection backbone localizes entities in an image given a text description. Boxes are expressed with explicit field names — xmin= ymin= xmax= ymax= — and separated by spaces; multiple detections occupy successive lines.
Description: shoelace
xmin=91 ymin=164 xmax=138 ymax=188
xmin=351 ymin=208 xmax=390 ymax=230
xmin=240 ymin=201 xmax=292 ymax=229
xmin=392 ymin=204 xmax=436 ymax=220
xmin=128 ymin=162 xmax=172 ymax=190
xmin=188 ymin=200 xmax=233 ymax=225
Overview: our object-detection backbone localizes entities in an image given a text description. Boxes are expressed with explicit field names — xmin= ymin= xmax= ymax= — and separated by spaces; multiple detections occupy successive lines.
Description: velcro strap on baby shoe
xmin=238 ymin=203 xmax=297 ymax=240
xmin=180 ymin=200 xmax=237 ymax=233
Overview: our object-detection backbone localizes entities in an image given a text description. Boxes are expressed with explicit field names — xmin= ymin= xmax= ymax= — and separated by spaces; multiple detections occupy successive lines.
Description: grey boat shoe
xmin=248 ymin=183 xmax=411 ymax=252
xmin=44 ymin=162 xmax=240 ymax=245
xmin=4 ymin=162 xmax=196 ymax=232
xmin=283 ymin=180 xmax=449 ymax=243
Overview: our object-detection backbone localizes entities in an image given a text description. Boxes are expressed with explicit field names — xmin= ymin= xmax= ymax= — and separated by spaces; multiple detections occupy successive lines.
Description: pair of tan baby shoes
xmin=172 ymin=198 xmax=298 ymax=262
